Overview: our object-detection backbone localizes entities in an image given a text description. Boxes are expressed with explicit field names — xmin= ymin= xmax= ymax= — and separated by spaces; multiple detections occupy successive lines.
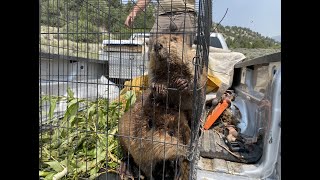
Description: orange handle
xmin=203 ymin=100 xmax=229 ymax=130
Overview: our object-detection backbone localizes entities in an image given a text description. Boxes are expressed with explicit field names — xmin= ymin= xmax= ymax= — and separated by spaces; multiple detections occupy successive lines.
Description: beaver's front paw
xmin=151 ymin=82 xmax=167 ymax=96
xmin=174 ymin=78 xmax=189 ymax=91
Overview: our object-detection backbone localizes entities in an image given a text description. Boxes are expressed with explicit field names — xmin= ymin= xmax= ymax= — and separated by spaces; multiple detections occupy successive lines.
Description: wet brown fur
xmin=119 ymin=91 xmax=191 ymax=179
xmin=148 ymin=34 xmax=207 ymax=111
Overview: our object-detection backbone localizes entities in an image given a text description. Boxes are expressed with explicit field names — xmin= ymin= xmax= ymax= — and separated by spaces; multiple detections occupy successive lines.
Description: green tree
xmin=226 ymin=38 xmax=233 ymax=47
xmin=40 ymin=0 xmax=65 ymax=27
xmin=133 ymin=4 xmax=155 ymax=30
xmin=252 ymin=39 xmax=264 ymax=48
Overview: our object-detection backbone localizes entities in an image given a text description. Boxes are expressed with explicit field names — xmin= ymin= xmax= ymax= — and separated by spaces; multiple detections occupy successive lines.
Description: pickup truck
xmin=194 ymin=32 xmax=229 ymax=50
xmin=103 ymin=32 xmax=281 ymax=179
xmin=198 ymin=52 xmax=281 ymax=180
xmin=190 ymin=31 xmax=281 ymax=180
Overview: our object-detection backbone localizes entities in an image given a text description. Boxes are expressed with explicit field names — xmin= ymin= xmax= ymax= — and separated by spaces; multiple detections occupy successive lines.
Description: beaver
xmin=148 ymin=34 xmax=207 ymax=112
xmin=118 ymin=91 xmax=191 ymax=179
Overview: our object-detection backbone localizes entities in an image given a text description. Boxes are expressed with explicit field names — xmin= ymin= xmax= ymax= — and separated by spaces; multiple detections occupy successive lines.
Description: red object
xmin=203 ymin=99 xmax=229 ymax=130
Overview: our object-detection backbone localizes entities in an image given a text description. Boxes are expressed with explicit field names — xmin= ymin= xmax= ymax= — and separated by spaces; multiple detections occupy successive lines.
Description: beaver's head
xmin=150 ymin=34 xmax=185 ymax=62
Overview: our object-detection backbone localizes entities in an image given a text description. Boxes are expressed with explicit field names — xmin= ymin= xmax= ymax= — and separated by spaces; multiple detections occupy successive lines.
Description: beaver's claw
xmin=152 ymin=82 xmax=167 ymax=95
xmin=174 ymin=78 xmax=189 ymax=91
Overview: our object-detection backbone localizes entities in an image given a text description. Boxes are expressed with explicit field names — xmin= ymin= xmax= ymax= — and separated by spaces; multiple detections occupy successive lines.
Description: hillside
xmin=272 ymin=35 xmax=281 ymax=43
xmin=40 ymin=0 xmax=281 ymax=59
xmin=212 ymin=23 xmax=281 ymax=49
xmin=40 ymin=0 xmax=155 ymax=41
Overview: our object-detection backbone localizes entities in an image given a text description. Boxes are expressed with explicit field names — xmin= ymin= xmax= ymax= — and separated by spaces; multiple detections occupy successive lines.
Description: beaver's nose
xmin=154 ymin=43 xmax=163 ymax=51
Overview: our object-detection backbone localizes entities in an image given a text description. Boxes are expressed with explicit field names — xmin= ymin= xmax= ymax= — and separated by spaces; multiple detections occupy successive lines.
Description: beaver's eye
xmin=168 ymin=130 xmax=174 ymax=137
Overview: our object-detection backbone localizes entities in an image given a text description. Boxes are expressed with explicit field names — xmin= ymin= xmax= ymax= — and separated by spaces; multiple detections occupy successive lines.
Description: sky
xmin=212 ymin=0 xmax=281 ymax=38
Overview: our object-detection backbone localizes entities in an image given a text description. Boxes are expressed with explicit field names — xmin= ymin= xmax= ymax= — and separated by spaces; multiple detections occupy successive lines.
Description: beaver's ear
xmin=170 ymin=36 xmax=178 ymax=42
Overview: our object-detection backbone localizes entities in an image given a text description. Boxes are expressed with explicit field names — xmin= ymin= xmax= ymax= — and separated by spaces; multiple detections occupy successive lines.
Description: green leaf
xmin=108 ymin=102 xmax=121 ymax=110
xmin=51 ymin=130 xmax=60 ymax=142
xmin=45 ymin=161 xmax=63 ymax=172
xmin=86 ymin=148 xmax=96 ymax=157
xmin=89 ymin=168 xmax=98 ymax=179
xmin=98 ymin=109 xmax=106 ymax=127
xmin=76 ymin=135 xmax=87 ymax=149
xmin=69 ymin=115 xmax=77 ymax=127
xmin=109 ymin=126 xmax=118 ymax=136
xmin=89 ymin=160 xmax=97 ymax=169
xmin=124 ymin=91 xmax=136 ymax=112
xmin=97 ymin=134 xmax=107 ymax=147
xmin=68 ymin=99 xmax=79 ymax=109
xmin=44 ymin=172 xmax=55 ymax=180
xmin=67 ymin=87 xmax=74 ymax=99
xmin=39 ymin=171 xmax=51 ymax=177
xmin=62 ymin=99 xmax=80 ymax=122
xmin=60 ymin=158 xmax=68 ymax=167
xmin=40 ymin=88 xmax=126 ymax=178
xmin=108 ymin=161 xmax=118 ymax=169
xmin=77 ymin=161 xmax=87 ymax=173
xmin=97 ymin=150 xmax=106 ymax=163
xmin=41 ymin=95 xmax=49 ymax=102
xmin=66 ymin=161 xmax=75 ymax=173
xmin=49 ymin=98 xmax=57 ymax=120
xmin=124 ymin=90 xmax=135 ymax=101
xmin=107 ymin=143 xmax=115 ymax=152
xmin=87 ymin=104 xmax=96 ymax=117
xmin=67 ymin=156 xmax=78 ymax=173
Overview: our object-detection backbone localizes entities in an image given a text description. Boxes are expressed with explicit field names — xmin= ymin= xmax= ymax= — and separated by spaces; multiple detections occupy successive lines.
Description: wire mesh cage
xmin=39 ymin=0 xmax=211 ymax=179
